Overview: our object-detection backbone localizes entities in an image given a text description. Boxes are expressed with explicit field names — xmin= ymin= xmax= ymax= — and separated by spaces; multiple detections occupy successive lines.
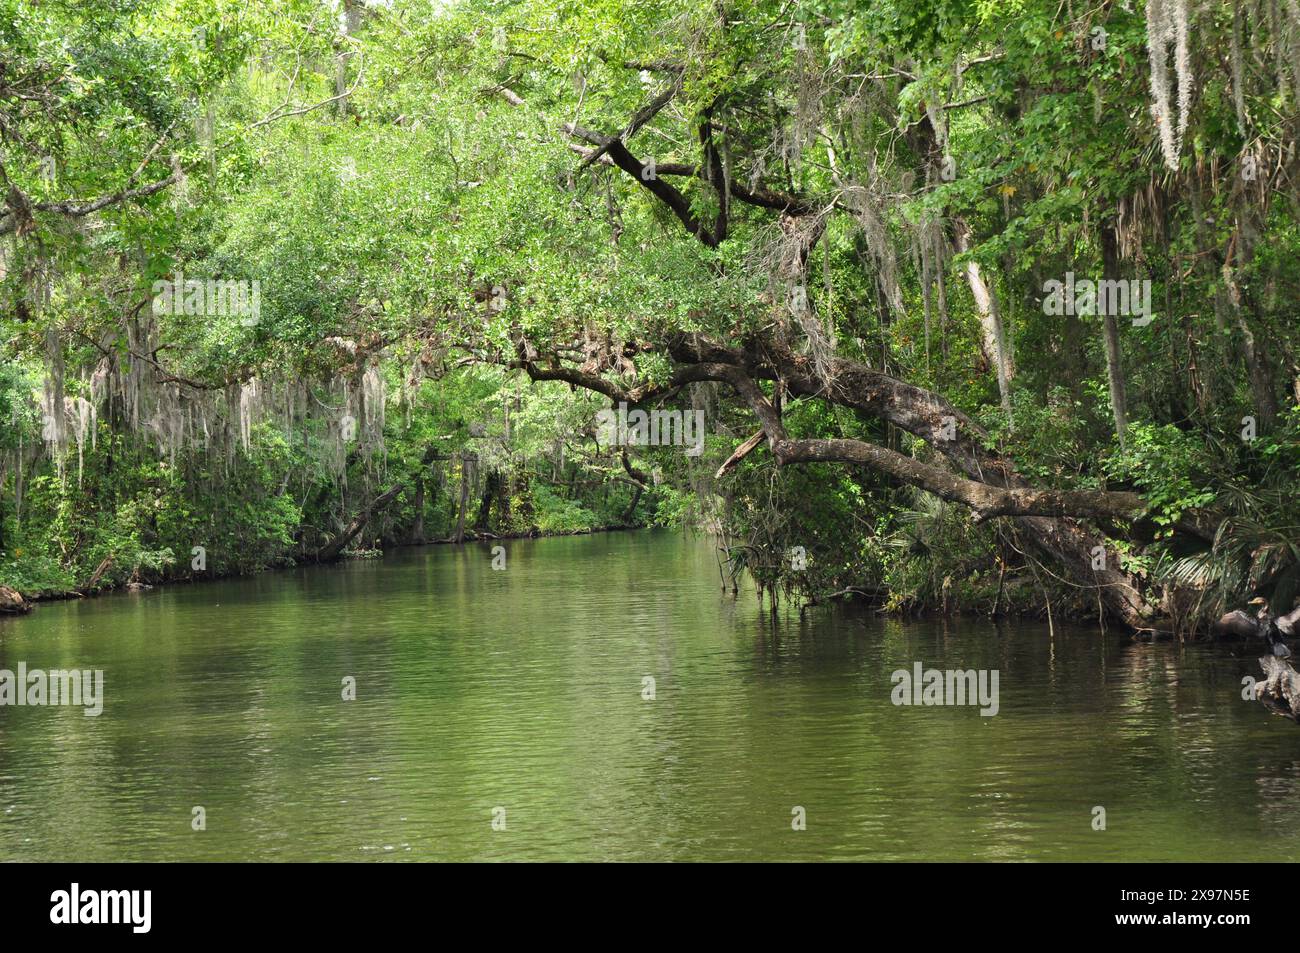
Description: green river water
xmin=0 ymin=529 xmax=1297 ymax=861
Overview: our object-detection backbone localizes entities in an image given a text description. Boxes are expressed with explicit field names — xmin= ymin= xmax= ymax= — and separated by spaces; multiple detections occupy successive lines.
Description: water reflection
xmin=0 ymin=529 xmax=1294 ymax=861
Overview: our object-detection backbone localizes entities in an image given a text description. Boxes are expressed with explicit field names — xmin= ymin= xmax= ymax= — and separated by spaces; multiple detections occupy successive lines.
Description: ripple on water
xmin=0 ymin=531 xmax=1296 ymax=860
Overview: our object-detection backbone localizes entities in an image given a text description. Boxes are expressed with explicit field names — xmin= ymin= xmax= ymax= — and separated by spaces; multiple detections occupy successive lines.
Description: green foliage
xmin=1104 ymin=424 xmax=1218 ymax=530
xmin=2 ymin=0 xmax=1299 ymax=629
xmin=528 ymin=481 xmax=600 ymax=534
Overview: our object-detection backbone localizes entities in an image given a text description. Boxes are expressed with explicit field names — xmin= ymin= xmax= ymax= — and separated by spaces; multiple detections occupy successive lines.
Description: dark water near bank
xmin=0 ymin=529 xmax=1297 ymax=861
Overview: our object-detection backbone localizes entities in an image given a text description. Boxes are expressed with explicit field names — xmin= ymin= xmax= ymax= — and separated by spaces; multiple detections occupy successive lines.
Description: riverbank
xmin=0 ymin=522 xmax=647 ymax=612
xmin=1 ymin=519 xmax=1254 ymax=644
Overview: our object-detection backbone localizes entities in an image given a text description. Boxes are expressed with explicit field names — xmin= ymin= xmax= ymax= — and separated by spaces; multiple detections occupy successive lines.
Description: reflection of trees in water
xmin=1107 ymin=639 xmax=1300 ymax=835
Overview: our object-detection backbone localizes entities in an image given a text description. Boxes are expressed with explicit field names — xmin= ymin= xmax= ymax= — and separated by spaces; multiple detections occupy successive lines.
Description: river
xmin=1 ymin=529 xmax=1296 ymax=861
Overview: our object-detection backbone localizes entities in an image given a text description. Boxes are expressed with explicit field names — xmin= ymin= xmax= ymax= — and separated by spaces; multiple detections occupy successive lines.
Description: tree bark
xmin=954 ymin=220 xmax=1013 ymax=423
xmin=1099 ymin=222 xmax=1130 ymax=448
xmin=410 ymin=476 xmax=426 ymax=543
xmin=620 ymin=484 xmax=643 ymax=525
xmin=452 ymin=453 xmax=475 ymax=543
xmin=475 ymin=469 xmax=499 ymax=530
xmin=335 ymin=0 xmax=361 ymax=116
xmin=1230 ymin=205 xmax=1280 ymax=427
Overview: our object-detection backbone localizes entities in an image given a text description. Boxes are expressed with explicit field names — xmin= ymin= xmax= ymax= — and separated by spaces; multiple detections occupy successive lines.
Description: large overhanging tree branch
xmin=490 ymin=331 xmax=1173 ymax=629
xmin=484 ymin=74 xmax=1199 ymax=629
xmin=566 ymin=139 xmax=818 ymax=215
xmin=495 ymin=82 xmax=816 ymax=239
xmin=500 ymin=332 xmax=1155 ymax=523
xmin=0 ymin=164 xmax=183 ymax=237
xmin=681 ymin=359 xmax=1146 ymax=524
xmin=576 ymin=75 xmax=682 ymax=171
xmin=696 ymin=334 xmax=1219 ymax=537
xmin=563 ymin=121 xmax=721 ymax=246
xmin=506 ymin=346 xmax=722 ymax=403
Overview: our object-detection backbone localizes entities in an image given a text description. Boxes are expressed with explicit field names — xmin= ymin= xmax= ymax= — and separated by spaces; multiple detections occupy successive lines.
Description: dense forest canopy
xmin=2 ymin=0 xmax=1299 ymax=633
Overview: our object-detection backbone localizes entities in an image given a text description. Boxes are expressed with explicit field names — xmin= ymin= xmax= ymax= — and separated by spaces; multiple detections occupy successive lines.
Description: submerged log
xmin=0 ymin=585 xmax=31 ymax=614
xmin=1257 ymin=655 xmax=1300 ymax=724
xmin=1214 ymin=601 xmax=1300 ymax=655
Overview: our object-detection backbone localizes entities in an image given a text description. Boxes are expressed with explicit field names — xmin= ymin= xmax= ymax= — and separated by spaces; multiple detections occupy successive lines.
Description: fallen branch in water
xmin=316 ymin=483 xmax=405 ymax=563
xmin=79 ymin=556 xmax=113 ymax=593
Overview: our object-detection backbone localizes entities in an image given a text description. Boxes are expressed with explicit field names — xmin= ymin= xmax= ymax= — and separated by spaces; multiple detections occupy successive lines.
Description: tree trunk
xmin=81 ymin=556 xmax=113 ymax=592
xmin=1234 ymin=308 xmax=1277 ymax=427
xmin=335 ymin=0 xmax=360 ymax=116
xmin=475 ymin=469 xmax=499 ymax=531
xmin=620 ymin=483 xmax=643 ymax=525
xmin=317 ymin=482 xmax=404 ymax=562
xmin=1099 ymin=222 xmax=1129 ymax=448
xmin=954 ymin=220 xmax=1013 ymax=424
xmin=410 ymin=475 xmax=426 ymax=543
xmin=1232 ymin=200 xmax=1280 ymax=427
xmin=452 ymin=453 xmax=474 ymax=543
